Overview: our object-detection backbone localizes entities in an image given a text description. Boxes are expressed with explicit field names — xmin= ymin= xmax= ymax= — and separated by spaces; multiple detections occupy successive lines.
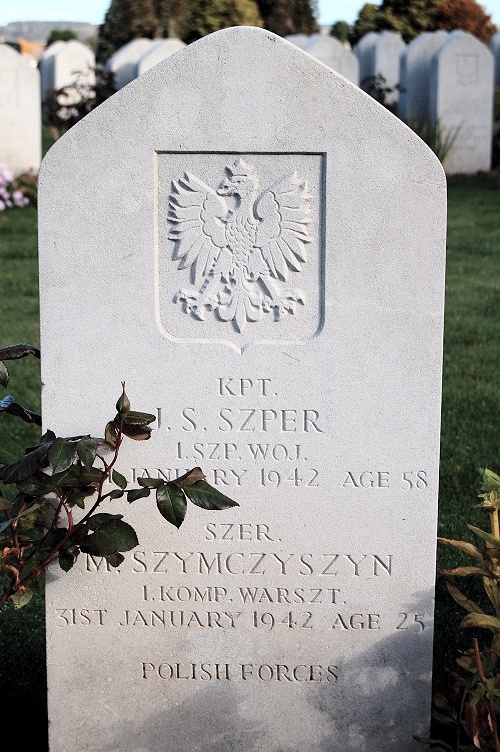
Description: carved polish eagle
xmin=168 ymin=158 xmax=312 ymax=333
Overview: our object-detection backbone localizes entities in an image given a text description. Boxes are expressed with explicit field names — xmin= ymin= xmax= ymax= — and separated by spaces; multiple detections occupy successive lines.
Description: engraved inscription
xmin=168 ymin=158 xmax=312 ymax=332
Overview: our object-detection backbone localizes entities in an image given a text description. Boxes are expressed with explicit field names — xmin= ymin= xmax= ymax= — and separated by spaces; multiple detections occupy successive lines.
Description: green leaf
xmin=104 ymin=421 xmax=117 ymax=449
xmin=120 ymin=423 xmax=152 ymax=441
xmin=48 ymin=438 xmax=77 ymax=475
xmin=173 ymin=467 xmax=205 ymax=488
xmin=437 ymin=537 xmax=483 ymax=561
xmin=87 ymin=513 xmax=123 ymax=530
xmin=467 ymin=524 xmax=500 ymax=549
xmin=483 ymin=575 xmax=500 ymax=615
xmin=137 ymin=477 xmax=165 ymax=488
xmin=59 ymin=549 xmax=78 ymax=572
xmin=79 ymin=467 xmax=106 ymax=486
xmin=66 ymin=489 xmax=94 ymax=508
xmin=16 ymin=476 xmax=54 ymax=497
xmin=105 ymin=552 xmax=124 ymax=568
xmin=12 ymin=588 xmax=35 ymax=609
xmin=0 ymin=496 xmax=13 ymax=511
xmin=109 ymin=489 xmax=124 ymax=500
xmin=0 ymin=343 xmax=40 ymax=361
xmin=156 ymin=484 xmax=187 ymax=528
xmin=127 ymin=487 xmax=151 ymax=502
xmin=481 ymin=468 xmax=500 ymax=492
xmin=112 ymin=469 xmax=127 ymax=489
xmin=460 ymin=613 xmax=500 ymax=631
xmin=445 ymin=581 xmax=485 ymax=614
xmin=182 ymin=480 xmax=239 ymax=511
xmin=122 ymin=411 xmax=156 ymax=426
xmin=1 ymin=442 xmax=52 ymax=483
xmin=0 ymin=396 xmax=41 ymax=425
xmin=77 ymin=438 xmax=98 ymax=469
xmin=50 ymin=464 xmax=84 ymax=487
xmin=80 ymin=519 xmax=139 ymax=556
xmin=0 ymin=361 xmax=9 ymax=387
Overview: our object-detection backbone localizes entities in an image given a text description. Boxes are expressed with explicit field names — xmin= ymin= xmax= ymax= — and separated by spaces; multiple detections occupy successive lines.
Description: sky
xmin=0 ymin=0 xmax=499 ymax=29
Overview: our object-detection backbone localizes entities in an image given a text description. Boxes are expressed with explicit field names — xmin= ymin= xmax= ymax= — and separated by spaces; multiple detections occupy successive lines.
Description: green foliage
xmin=46 ymin=28 xmax=79 ymax=46
xmin=256 ymin=0 xmax=318 ymax=36
xmin=351 ymin=3 xmax=379 ymax=44
xmin=408 ymin=117 xmax=461 ymax=165
xmin=377 ymin=0 xmax=440 ymax=41
xmin=0 ymin=362 xmax=238 ymax=609
xmin=183 ymin=0 xmax=263 ymax=43
xmin=330 ymin=20 xmax=350 ymax=42
xmin=418 ymin=470 xmax=500 ymax=751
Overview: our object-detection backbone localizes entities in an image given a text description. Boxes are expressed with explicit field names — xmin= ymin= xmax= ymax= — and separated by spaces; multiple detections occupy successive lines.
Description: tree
xmin=256 ymin=0 xmax=318 ymax=36
xmin=433 ymin=0 xmax=498 ymax=44
xmin=183 ymin=0 xmax=263 ymax=44
xmin=330 ymin=20 xmax=350 ymax=43
xmin=351 ymin=3 xmax=379 ymax=44
xmin=378 ymin=0 xmax=440 ymax=41
xmin=46 ymin=29 xmax=79 ymax=46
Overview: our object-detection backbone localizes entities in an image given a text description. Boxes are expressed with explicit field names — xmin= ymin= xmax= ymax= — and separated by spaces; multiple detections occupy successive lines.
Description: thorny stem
xmin=0 ymin=424 xmax=124 ymax=607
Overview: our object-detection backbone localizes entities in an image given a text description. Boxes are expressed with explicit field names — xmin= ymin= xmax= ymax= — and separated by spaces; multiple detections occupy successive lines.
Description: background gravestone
xmin=135 ymin=38 xmax=186 ymax=77
xmin=39 ymin=40 xmax=95 ymax=99
xmin=372 ymin=30 xmax=406 ymax=105
xmin=354 ymin=31 xmax=378 ymax=88
xmin=399 ymin=31 xmax=448 ymax=126
xmin=284 ymin=33 xmax=311 ymax=49
xmin=0 ymin=43 xmax=41 ymax=175
xmin=304 ymin=35 xmax=359 ymax=85
xmin=39 ymin=41 xmax=66 ymax=100
xmin=40 ymin=27 xmax=446 ymax=752
xmin=430 ymin=30 xmax=494 ymax=175
xmin=106 ymin=38 xmax=154 ymax=90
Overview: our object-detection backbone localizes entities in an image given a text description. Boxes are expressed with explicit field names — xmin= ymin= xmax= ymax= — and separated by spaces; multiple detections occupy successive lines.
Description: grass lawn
xmin=0 ymin=159 xmax=499 ymax=748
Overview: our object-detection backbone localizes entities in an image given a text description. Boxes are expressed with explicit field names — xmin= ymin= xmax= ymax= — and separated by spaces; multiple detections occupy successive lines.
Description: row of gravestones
xmin=1 ymin=27 xmax=500 ymax=178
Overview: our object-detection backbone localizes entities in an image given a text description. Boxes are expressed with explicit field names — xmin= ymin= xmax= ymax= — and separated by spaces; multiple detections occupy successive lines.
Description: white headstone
xmin=373 ymin=30 xmax=406 ymax=105
xmin=136 ymin=38 xmax=186 ymax=77
xmin=354 ymin=31 xmax=379 ymax=87
xmin=430 ymin=30 xmax=494 ymax=174
xmin=492 ymin=31 xmax=500 ymax=86
xmin=285 ymin=34 xmax=312 ymax=49
xmin=0 ymin=44 xmax=41 ymax=175
xmin=40 ymin=26 xmax=446 ymax=752
xmin=304 ymin=35 xmax=359 ymax=85
xmin=399 ymin=31 xmax=448 ymax=125
xmin=106 ymin=38 xmax=155 ymax=90
xmin=39 ymin=41 xmax=66 ymax=100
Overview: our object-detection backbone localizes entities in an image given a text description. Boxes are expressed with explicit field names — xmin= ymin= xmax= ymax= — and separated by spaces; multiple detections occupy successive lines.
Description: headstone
xmin=373 ymin=30 xmax=406 ymax=105
xmin=285 ymin=34 xmax=312 ymax=49
xmin=106 ymin=38 xmax=155 ymax=90
xmin=492 ymin=31 xmax=500 ymax=86
xmin=354 ymin=31 xmax=378 ymax=87
xmin=39 ymin=40 xmax=95 ymax=99
xmin=136 ymin=38 xmax=186 ymax=77
xmin=39 ymin=41 xmax=66 ymax=100
xmin=304 ymin=35 xmax=359 ymax=85
xmin=399 ymin=31 xmax=448 ymax=126
xmin=0 ymin=43 xmax=41 ymax=175
xmin=429 ymin=30 xmax=494 ymax=174
xmin=39 ymin=26 xmax=446 ymax=752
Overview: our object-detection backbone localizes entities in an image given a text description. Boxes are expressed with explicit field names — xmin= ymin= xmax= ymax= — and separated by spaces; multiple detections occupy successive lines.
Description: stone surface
xmin=304 ymin=35 xmax=359 ymax=84
xmin=492 ymin=31 xmax=500 ymax=86
xmin=39 ymin=40 xmax=95 ymax=99
xmin=284 ymin=34 xmax=312 ymax=49
xmin=39 ymin=27 xmax=447 ymax=752
xmin=399 ymin=31 xmax=448 ymax=125
xmin=136 ymin=38 xmax=186 ymax=77
xmin=430 ymin=30 xmax=493 ymax=174
xmin=354 ymin=31 xmax=378 ymax=87
xmin=0 ymin=43 xmax=41 ymax=175
xmin=106 ymin=38 xmax=154 ymax=90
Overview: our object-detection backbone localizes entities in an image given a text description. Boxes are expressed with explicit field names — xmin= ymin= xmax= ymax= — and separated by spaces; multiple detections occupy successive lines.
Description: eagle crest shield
xmin=168 ymin=159 xmax=312 ymax=333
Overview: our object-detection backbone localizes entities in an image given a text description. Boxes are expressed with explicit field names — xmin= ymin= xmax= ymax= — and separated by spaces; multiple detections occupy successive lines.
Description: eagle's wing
xmin=254 ymin=173 xmax=312 ymax=282
xmin=168 ymin=172 xmax=228 ymax=286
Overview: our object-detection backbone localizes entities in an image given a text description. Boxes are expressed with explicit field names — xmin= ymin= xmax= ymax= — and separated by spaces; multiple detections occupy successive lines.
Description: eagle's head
xmin=217 ymin=158 xmax=258 ymax=198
